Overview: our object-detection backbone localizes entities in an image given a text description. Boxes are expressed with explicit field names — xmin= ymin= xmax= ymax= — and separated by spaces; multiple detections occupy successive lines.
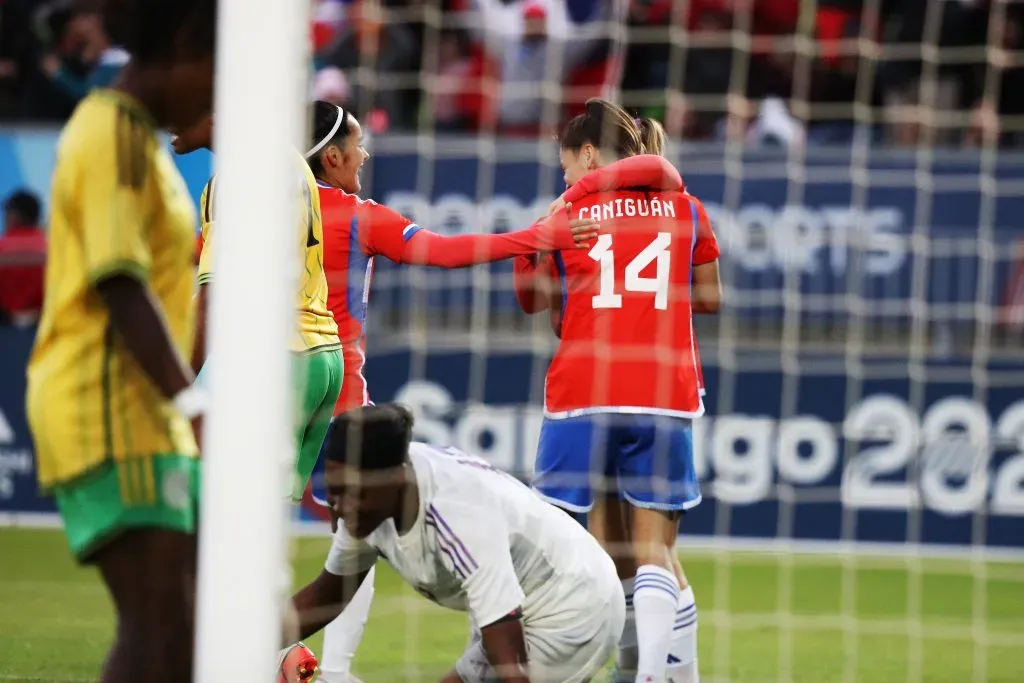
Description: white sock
xmin=616 ymin=577 xmax=638 ymax=682
xmin=633 ymin=564 xmax=679 ymax=683
xmin=666 ymin=585 xmax=699 ymax=683
xmin=318 ymin=564 xmax=375 ymax=683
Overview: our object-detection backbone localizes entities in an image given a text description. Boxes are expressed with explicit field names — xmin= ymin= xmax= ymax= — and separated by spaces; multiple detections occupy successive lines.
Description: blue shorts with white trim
xmin=533 ymin=413 xmax=702 ymax=513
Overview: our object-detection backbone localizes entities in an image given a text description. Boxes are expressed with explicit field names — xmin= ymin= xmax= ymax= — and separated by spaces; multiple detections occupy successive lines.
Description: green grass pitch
xmin=1 ymin=528 xmax=1022 ymax=682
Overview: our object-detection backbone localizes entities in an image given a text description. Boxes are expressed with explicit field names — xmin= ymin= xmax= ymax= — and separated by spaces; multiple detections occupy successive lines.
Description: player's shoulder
xmin=317 ymin=184 xmax=364 ymax=208
xmin=409 ymin=443 xmax=507 ymax=502
xmin=674 ymin=190 xmax=709 ymax=219
xmin=57 ymin=90 xmax=157 ymax=181
xmin=408 ymin=442 xmax=462 ymax=482
xmin=409 ymin=442 xmax=489 ymax=471
xmin=295 ymin=150 xmax=318 ymax=188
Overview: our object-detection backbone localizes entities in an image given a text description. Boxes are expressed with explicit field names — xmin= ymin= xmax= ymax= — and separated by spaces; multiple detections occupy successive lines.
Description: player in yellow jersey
xmin=24 ymin=1 xmax=217 ymax=681
xmin=173 ymin=113 xmax=344 ymax=503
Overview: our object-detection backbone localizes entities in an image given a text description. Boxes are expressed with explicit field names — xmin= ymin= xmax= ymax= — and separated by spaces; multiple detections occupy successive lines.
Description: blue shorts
xmin=533 ymin=413 xmax=701 ymax=513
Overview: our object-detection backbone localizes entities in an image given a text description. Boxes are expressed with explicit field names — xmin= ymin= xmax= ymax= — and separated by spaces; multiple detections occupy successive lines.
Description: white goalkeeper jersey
xmin=325 ymin=442 xmax=620 ymax=631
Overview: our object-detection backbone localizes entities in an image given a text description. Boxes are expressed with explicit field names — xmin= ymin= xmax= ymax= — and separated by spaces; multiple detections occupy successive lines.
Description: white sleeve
xmin=324 ymin=526 xmax=378 ymax=576
xmin=426 ymin=501 xmax=525 ymax=627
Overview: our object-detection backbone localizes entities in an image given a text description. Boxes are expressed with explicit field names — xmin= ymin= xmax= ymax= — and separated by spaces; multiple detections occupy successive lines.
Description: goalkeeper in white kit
xmin=289 ymin=403 xmax=625 ymax=682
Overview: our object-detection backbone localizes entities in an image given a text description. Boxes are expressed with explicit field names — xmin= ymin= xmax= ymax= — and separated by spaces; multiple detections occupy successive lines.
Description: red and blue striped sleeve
xmin=361 ymin=200 xmax=422 ymax=261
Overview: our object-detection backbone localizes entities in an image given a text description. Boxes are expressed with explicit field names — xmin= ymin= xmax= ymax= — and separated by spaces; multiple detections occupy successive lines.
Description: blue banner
xmin=351 ymin=347 xmax=1024 ymax=549
xmin=2 ymin=131 xmax=1022 ymax=321
xmin=4 ymin=324 xmax=1023 ymax=549
xmin=367 ymin=145 xmax=1024 ymax=322
xmin=1 ymin=131 xmax=1022 ymax=549
xmin=0 ymin=326 xmax=48 ymax=514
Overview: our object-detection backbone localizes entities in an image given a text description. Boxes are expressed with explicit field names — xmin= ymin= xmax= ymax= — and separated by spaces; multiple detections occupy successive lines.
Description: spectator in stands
xmin=40 ymin=4 xmax=126 ymax=107
xmin=310 ymin=0 xmax=349 ymax=104
xmin=622 ymin=0 xmax=801 ymax=141
xmin=318 ymin=0 xmax=421 ymax=131
xmin=963 ymin=3 xmax=1024 ymax=147
xmin=0 ymin=0 xmax=78 ymax=120
xmin=0 ymin=0 xmax=28 ymax=116
xmin=0 ymin=189 xmax=47 ymax=326
xmin=876 ymin=0 xmax=990 ymax=146
xmin=431 ymin=27 xmax=481 ymax=130
xmin=467 ymin=0 xmax=625 ymax=135
xmin=497 ymin=1 xmax=556 ymax=133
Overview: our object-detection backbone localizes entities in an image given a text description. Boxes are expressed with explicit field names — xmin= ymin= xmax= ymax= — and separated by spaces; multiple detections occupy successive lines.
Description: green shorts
xmin=291 ymin=348 xmax=343 ymax=501
xmin=53 ymin=454 xmax=200 ymax=563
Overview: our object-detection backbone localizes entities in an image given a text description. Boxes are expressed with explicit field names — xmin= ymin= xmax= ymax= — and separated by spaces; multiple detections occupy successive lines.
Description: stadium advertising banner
xmin=3 ymin=324 xmax=1023 ymax=550
xmin=353 ymin=349 xmax=1024 ymax=551
xmin=1 ymin=132 xmax=1022 ymax=551
xmin=365 ymin=143 xmax=1024 ymax=320
xmin=3 ymin=132 xmax=1023 ymax=318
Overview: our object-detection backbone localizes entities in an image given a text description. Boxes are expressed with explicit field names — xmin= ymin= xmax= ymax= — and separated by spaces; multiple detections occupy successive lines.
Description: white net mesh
xmin=297 ymin=0 xmax=1024 ymax=680
xmin=2 ymin=0 xmax=1024 ymax=681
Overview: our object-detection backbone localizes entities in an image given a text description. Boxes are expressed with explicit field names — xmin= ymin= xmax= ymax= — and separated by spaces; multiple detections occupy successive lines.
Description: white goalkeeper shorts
xmin=454 ymin=585 xmax=625 ymax=683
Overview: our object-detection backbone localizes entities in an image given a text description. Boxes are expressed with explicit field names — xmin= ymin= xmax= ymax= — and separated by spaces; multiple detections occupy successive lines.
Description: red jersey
xmin=0 ymin=226 xmax=47 ymax=318
xmin=319 ymin=181 xmax=578 ymax=414
xmin=318 ymin=182 xmax=421 ymax=412
xmin=544 ymin=185 xmax=719 ymax=419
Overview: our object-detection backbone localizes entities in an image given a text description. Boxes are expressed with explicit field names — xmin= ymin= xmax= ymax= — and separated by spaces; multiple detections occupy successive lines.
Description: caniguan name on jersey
xmin=576 ymin=196 xmax=678 ymax=221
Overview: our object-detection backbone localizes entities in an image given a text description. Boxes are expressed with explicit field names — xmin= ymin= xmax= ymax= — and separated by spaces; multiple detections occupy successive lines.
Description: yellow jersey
xmin=27 ymin=89 xmax=198 ymax=490
xmin=195 ymin=155 xmax=340 ymax=353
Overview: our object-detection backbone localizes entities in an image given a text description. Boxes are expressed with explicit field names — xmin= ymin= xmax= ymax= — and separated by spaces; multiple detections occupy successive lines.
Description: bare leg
xmin=95 ymin=529 xmax=197 ymax=683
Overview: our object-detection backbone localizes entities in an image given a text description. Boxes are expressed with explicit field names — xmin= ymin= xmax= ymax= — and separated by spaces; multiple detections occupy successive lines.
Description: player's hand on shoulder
xmin=566 ymin=203 xmax=598 ymax=248
xmin=540 ymin=202 xmax=597 ymax=251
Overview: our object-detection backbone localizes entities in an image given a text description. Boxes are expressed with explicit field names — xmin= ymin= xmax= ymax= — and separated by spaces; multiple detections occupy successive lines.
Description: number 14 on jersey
xmin=588 ymin=233 xmax=673 ymax=310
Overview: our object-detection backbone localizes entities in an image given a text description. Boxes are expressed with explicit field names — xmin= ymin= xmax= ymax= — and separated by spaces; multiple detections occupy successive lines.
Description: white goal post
xmin=193 ymin=0 xmax=310 ymax=680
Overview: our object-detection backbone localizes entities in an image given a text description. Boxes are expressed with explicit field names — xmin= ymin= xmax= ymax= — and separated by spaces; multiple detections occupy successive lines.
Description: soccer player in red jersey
xmin=306 ymin=100 xmax=596 ymax=415
xmin=516 ymin=122 xmax=709 ymax=399
xmin=300 ymin=100 xmax=597 ymax=683
xmin=514 ymin=100 xmax=721 ymax=683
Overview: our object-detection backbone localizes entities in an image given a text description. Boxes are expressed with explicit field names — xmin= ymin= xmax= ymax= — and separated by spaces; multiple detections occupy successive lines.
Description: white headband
xmin=305 ymin=105 xmax=346 ymax=158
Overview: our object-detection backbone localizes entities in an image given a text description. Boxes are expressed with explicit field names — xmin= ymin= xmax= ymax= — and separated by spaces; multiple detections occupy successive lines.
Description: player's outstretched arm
xmin=289 ymin=568 xmax=371 ymax=644
xmin=564 ymin=154 xmax=683 ymax=203
xmin=399 ymin=213 xmax=598 ymax=268
xmin=358 ymin=199 xmax=596 ymax=269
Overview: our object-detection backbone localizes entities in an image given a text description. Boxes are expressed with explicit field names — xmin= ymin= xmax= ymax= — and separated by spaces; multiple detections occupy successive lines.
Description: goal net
xmin=2 ymin=0 xmax=1024 ymax=681
xmin=293 ymin=0 xmax=1024 ymax=681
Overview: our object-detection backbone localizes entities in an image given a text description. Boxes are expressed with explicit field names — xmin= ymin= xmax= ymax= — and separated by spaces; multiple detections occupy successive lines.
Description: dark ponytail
xmin=559 ymin=98 xmax=643 ymax=159
xmin=306 ymin=100 xmax=352 ymax=179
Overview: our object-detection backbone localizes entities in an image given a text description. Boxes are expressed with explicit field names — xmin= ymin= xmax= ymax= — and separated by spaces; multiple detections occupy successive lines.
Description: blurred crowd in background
xmin=1 ymin=0 xmax=1023 ymax=147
